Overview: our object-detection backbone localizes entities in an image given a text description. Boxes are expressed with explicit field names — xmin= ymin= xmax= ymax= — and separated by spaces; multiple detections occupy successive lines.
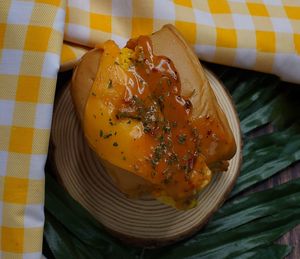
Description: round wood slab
xmin=50 ymin=69 xmax=242 ymax=247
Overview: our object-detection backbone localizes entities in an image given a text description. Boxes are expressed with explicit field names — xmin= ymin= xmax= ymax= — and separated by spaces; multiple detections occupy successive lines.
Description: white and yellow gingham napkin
xmin=0 ymin=0 xmax=65 ymax=258
xmin=0 ymin=1 xmax=299 ymax=258
xmin=62 ymin=0 xmax=300 ymax=83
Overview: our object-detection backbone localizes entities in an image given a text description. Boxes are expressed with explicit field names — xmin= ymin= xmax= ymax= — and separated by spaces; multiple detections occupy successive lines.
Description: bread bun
xmin=71 ymin=25 xmax=236 ymax=209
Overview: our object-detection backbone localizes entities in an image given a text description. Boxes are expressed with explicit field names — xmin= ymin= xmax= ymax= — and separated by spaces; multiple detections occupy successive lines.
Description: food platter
xmin=50 ymin=68 xmax=242 ymax=247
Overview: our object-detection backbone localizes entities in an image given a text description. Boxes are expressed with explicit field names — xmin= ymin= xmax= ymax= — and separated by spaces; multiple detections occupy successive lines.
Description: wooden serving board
xmin=50 ymin=69 xmax=242 ymax=247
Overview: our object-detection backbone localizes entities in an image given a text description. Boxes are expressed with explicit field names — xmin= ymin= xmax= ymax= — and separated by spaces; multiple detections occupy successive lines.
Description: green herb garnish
xmin=167 ymin=153 xmax=178 ymax=165
xmin=167 ymin=78 xmax=171 ymax=87
xmin=178 ymin=134 xmax=187 ymax=144
xmin=183 ymin=154 xmax=189 ymax=161
xmin=107 ymin=79 xmax=112 ymax=88
xmin=163 ymin=125 xmax=171 ymax=133
xmin=116 ymin=112 xmax=141 ymax=121
xmin=103 ymin=133 xmax=112 ymax=139
xmin=157 ymin=135 xmax=164 ymax=142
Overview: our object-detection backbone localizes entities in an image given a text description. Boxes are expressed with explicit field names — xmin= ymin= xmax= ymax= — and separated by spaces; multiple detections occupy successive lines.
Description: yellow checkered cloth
xmin=62 ymin=0 xmax=300 ymax=83
xmin=0 ymin=0 xmax=65 ymax=258
xmin=1 ymin=0 xmax=300 ymax=258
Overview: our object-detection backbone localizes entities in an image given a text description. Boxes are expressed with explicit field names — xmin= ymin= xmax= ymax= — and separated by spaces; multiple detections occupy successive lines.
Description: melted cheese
xmin=84 ymin=38 xmax=220 ymax=209
xmin=84 ymin=41 xmax=154 ymax=174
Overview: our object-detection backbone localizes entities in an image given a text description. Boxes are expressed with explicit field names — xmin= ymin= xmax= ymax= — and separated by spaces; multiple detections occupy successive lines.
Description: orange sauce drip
xmin=83 ymin=35 xmax=236 ymax=208
xmin=115 ymin=36 xmax=210 ymax=204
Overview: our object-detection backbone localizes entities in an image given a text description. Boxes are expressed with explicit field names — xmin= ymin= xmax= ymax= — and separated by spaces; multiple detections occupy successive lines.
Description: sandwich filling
xmin=84 ymin=36 xmax=232 ymax=209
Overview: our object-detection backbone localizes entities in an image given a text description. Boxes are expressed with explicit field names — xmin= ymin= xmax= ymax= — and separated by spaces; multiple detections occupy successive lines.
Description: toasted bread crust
xmin=71 ymin=49 xmax=102 ymax=121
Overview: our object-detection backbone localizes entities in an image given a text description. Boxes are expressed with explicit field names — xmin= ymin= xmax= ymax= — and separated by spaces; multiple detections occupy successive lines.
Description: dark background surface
xmin=243 ymin=122 xmax=300 ymax=258
xmin=249 ymin=161 xmax=300 ymax=258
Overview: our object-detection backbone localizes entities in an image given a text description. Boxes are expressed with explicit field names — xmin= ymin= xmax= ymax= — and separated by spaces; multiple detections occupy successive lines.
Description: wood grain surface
xmin=249 ymin=163 xmax=300 ymax=258
xmin=276 ymin=163 xmax=300 ymax=259
xmin=50 ymin=69 xmax=242 ymax=247
xmin=49 ymin=69 xmax=299 ymax=257
xmin=246 ymin=125 xmax=300 ymax=258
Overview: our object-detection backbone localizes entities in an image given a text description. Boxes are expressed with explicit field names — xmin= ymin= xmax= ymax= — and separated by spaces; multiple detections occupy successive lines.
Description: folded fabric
xmin=0 ymin=1 xmax=65 ymax=258
xmin=62 ymin=0 xmax=300 ymax=83
xmin=0 ymin=1 xmax=300 ymax=259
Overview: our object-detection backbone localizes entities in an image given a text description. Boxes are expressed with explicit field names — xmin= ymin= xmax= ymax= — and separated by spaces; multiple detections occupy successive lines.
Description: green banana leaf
xmin=44 ymin=172 xmax=136 ymax=259
xmin=144 ymin=210 xmax=300 ymax=258
xmin=236 ymin=245 xmax=292 ymax=259
xmin=44 ymin=63 xmax=300 ymax=259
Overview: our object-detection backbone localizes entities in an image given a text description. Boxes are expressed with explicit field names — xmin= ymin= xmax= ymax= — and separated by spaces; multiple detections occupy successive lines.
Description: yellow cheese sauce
xmin=84 ymin=36 xmax=233 ymax=209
